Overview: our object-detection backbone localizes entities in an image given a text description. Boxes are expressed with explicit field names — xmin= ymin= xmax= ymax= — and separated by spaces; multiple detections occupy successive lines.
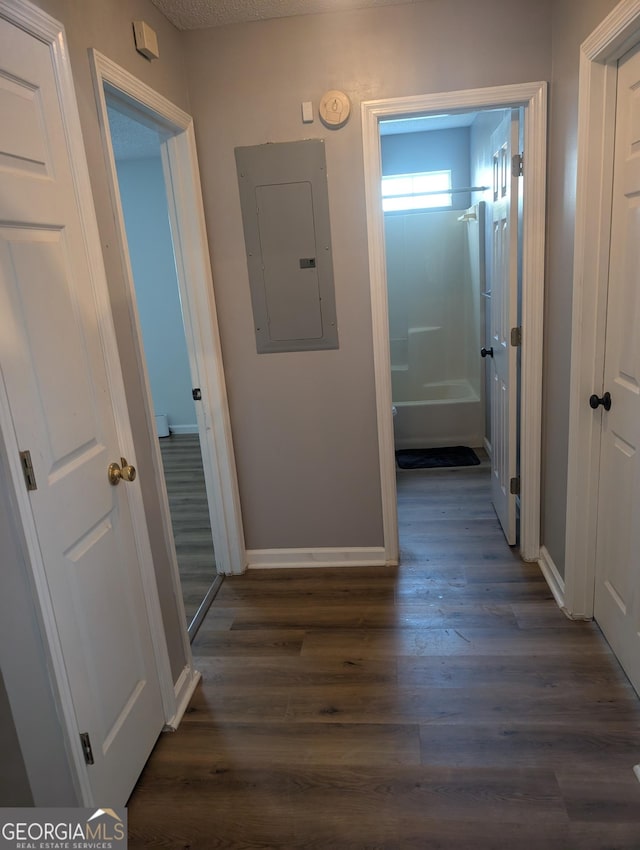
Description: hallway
xmin=127 ymin=462 xmax=640 ymax=848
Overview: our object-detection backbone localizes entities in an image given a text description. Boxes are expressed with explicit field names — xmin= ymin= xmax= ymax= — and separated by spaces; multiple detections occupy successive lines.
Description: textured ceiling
xmin=150 ymin=0 xmax=421 ymax=30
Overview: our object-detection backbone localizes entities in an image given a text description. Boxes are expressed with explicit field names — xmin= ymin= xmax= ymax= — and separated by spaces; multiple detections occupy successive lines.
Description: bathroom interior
xmin=381 ymin=108 xmax=512 ymax=461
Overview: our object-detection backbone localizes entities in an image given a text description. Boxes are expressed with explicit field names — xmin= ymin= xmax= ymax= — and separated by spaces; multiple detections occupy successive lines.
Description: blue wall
xmin=116 ymin=156 xmax=197 ymax=434
xmin=381 ymin=127 xmax=471 ymax=210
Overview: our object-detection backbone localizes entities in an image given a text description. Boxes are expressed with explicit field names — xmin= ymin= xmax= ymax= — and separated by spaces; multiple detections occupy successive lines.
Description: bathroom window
xmin=381 ymin=170 xmax=452 ymax=212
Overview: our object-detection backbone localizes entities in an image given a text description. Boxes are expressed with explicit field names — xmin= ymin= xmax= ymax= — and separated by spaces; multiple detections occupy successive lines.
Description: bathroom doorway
xmin=362 ymin=83 xmax=547 ymax=566
xmin=381 ymin=107 xmax=518 ymax=547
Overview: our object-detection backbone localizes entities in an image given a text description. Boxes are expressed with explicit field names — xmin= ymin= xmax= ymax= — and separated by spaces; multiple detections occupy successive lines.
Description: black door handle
xmin=481 ymin=347 xmax=494 ymax=358
xmin=589 ymin=391 xmax=611 ymax=411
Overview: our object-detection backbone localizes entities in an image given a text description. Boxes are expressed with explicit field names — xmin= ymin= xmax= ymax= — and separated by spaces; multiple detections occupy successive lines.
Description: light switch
xmin=301 ymin=101 xmax=314 ymax=124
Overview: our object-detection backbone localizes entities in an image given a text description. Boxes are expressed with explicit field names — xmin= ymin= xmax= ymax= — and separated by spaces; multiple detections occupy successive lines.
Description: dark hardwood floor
xmin=128 ymin=457 xmax=640 ymax=849
xmin=160 ymin=433 xmax=217 ymax=625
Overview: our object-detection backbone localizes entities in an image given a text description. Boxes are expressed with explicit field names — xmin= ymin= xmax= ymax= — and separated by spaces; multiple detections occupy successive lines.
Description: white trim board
xmin=361 ymin=82 xmax=547 ymax=566
xmin=169 ymin=424 xmax=199 ymax=435
xmin=165 ymin=665 xmax=201 ymax=731
xmin=89 ymin=50 xmax=247 ymax=596
xmin=565 ymin=0 xmax=640 ymax=618
xmin=247 ymin=547 xmax=389 ymax=569
xmin=538 ymin=546 xmax=567 ymax=613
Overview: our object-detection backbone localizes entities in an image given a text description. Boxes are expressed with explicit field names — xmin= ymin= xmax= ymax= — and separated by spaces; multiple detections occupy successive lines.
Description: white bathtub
xmin=392 ymin=379 xmax=483 ymax=450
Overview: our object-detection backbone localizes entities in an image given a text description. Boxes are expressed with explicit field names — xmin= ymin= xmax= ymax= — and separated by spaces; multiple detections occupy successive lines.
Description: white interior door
xmin=489 ymin=111 xmax=519 ymax=545
xmin=0 ymin=15 xmax=166 ymax=803
xmin=593 ymin=42 xmax=640 ymax=696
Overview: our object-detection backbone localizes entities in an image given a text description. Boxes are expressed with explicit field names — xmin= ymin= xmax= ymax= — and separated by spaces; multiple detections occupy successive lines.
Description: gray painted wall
xmin=182 ymin=0 xmax=551 ymax=550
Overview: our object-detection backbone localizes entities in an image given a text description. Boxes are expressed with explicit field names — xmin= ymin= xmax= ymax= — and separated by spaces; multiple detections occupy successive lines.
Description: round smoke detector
xmin=319 ymin=90 xmax=351 ymax=129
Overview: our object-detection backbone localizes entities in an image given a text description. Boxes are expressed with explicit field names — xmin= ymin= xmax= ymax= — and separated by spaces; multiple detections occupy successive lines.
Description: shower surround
xmin=386 ymin=205 xmax=484 ymax=449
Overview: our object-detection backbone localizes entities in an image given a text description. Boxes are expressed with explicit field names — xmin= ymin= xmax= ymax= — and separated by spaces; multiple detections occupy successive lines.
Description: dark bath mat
xmin=395 ymin=445 xmax=480 ymax=470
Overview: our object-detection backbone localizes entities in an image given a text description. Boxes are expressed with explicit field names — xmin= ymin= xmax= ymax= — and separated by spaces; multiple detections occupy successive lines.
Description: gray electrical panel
xmin=235 ymin=139 xmax=339 ymax=354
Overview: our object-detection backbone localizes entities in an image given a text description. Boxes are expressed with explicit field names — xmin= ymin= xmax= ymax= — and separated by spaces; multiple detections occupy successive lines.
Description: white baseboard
xmin=246 ymin=547 xmax=388 ymax=570
xmin=164 ymin=664 xmax=201 ymax=731
xmin=169 ymin=424 xmax=199 ymax=435
xmin=483 ymin=436 xmax=491 ymax=457
xmin=538 ymin=545 xmax=566 ymax=612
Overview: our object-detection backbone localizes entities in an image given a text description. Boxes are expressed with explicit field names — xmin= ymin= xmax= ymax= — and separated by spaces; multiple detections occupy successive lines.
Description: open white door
xmin=90 ymin=50 xmax=246 ymax=582
xmin=488 ymin=110 xmax=520 ymax=545
xmin=593 ymin=43 xmax=640 ymax=695
xmin=0 ymin=12 xmax=166 ymax=803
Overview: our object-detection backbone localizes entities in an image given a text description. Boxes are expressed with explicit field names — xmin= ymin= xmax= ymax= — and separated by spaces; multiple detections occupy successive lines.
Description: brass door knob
xmin=108 ymin=457 xmax=137 ymax=486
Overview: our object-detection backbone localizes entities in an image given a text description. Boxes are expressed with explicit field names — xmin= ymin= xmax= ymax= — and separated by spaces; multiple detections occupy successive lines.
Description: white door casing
xmin=592 ymin=42 xmax=640 ymax=695
xmin=89 ymin=50 xmax=246 ymax=580
xmin=489 ymin=111 xmax=520 ymax=546
xmin=0 ymin=3 xmax=171 ymax=804
xmin=565 ymin=0 xmax=640 ymax=619
xmin=362 ymin=83 xmax=546 ymax=565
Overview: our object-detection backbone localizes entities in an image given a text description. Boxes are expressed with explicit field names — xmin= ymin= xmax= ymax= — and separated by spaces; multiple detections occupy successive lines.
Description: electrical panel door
xmin=235 ymin=139 xmax=339 ymax=354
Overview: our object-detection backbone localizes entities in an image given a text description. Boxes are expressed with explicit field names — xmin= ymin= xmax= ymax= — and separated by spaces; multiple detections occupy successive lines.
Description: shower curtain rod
xmin=383 ymin=185 xmax=490 ymax=200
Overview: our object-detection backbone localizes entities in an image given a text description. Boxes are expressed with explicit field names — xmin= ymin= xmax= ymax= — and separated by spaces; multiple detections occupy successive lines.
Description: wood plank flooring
xmin=160 ymin=433 xmax=217 ymax=626
xmin=128 ymin=459 xmax=640 ymax=849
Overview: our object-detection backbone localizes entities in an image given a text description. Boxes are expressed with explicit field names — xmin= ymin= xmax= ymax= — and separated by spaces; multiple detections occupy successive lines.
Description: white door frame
xmin=0 ymin=0 xmax=178 ymax=804
xmin=89 ymin=51 xmax=246 ymax=586
xmin=362 ymin=82 xmax=547 ymax=565
xmin=564 ymin=0 xmax=640 ymax=617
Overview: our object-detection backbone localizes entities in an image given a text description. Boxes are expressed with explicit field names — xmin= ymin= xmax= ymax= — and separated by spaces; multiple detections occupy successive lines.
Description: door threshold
xmin=188 ymin=574 xmax=224 ymax=642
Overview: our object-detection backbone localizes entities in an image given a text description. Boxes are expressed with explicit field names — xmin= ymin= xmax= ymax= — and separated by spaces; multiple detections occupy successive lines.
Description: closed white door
xmin=0 ymin=15 xmax=165 ymax=802
xmin=489 ymin=111 xmax=520 ymax=545
xmin=593 ymin=42 xmax=640 ymax=695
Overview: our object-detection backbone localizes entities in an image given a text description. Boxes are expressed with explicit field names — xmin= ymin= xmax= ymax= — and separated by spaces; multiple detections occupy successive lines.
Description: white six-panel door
xmin=593 ymin=42 xmax=640 ymax=696
xmin=0 ymin=13 xmax=165 ymax=803
xmin=489 ymin=111 xmax=520 ymax=545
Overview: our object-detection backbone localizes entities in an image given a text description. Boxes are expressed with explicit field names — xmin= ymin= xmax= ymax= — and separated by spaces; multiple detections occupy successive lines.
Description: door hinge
xmin=510 ymin=326 xmax=522 ymax=347
xmin=510 ymin=476 xmax=520 ymax=496
xmin=512 ymin=153 xmax=523 ymax=177
xmin=19 ymin=450 xmax=37 ymax=491
xmin=192 ymin=388 xmax=202 ymax=401
xmin=80 ymin=732 xmax=94 ymax=765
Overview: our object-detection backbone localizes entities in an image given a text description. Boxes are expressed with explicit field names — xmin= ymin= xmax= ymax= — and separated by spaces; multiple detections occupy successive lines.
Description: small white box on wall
xmin=133 ymin=20 xmax=159 ymax=60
